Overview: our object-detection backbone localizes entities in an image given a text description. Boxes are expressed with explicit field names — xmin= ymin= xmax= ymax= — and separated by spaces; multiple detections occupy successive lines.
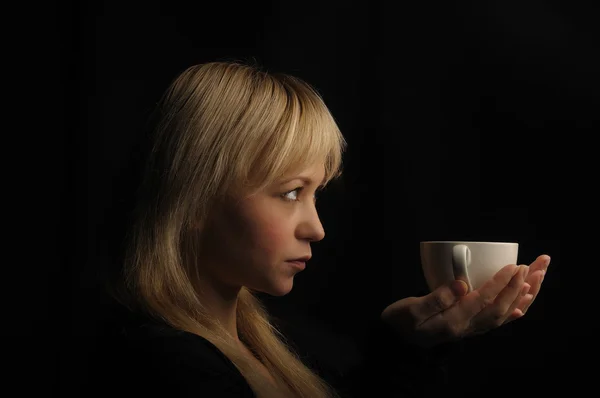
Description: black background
xmin=7 ymin=0 xmax=599 ymax=396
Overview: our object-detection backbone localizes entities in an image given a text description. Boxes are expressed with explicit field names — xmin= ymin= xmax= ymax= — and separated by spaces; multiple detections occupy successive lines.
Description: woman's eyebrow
xmin=279 ymin=176 xmax=326 ymax=186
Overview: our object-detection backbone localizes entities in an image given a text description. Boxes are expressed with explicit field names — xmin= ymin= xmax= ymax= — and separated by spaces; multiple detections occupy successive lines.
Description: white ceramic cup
xmin=420 ymin=241 xmax=519 ymax=292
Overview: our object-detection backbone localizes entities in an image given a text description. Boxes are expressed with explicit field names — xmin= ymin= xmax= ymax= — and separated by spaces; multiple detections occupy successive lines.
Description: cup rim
xmin=420 ymin=241 xmax=518 ymax=245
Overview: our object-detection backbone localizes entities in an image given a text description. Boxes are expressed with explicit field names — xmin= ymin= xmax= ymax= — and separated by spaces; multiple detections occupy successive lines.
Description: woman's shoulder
xmin=90 ymin=310 xmax=255 ymax=397
xmin=118 ymin=316 xmax=231 ymax=369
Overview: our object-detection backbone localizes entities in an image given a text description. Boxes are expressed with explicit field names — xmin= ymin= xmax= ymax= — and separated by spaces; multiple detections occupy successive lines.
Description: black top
xmin=88 ymin=312 xmax=255 ymax=397
xmin=84 ymin=305 xmax=456 ymax=398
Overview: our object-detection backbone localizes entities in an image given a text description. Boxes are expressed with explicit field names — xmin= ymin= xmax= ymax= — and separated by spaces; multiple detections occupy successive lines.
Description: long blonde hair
xmin=114 ymin=61 xmax=347 ymax=397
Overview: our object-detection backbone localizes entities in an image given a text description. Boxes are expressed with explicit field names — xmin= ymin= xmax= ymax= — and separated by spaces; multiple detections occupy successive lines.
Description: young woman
xmin=97 ymin=61 xmax=549 ymax=397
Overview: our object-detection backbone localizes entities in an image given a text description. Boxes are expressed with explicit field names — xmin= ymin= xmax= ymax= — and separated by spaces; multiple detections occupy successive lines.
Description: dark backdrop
xmin=10 ymin=0 xmax=599 ymax=396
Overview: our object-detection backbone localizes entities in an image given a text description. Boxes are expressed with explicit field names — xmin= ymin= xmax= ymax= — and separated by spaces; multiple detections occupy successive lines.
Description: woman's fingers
xmin=468 ymin=266 xmax=528 ymax=330
xmin=456 ymin=264 xmax=523 ymax=320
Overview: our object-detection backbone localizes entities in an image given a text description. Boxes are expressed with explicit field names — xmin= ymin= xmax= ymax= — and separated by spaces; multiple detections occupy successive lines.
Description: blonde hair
xmin=115 ymin=61 xmax=347 ymax=397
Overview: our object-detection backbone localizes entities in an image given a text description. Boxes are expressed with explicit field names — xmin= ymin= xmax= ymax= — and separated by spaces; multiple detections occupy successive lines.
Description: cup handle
xmin=452 ymin=244 xmax=473 ymax=292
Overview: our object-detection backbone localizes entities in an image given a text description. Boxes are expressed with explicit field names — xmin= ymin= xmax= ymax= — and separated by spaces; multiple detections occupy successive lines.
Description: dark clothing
xmin=84 ymin=305 xmax=456 ymax=398
xmin=88 ymin=311 xmax=255 ymax=397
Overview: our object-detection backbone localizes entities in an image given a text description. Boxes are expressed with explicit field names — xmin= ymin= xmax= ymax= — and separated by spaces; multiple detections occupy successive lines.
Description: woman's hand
xmin=380 ymin=255 xmax=550 ymax=348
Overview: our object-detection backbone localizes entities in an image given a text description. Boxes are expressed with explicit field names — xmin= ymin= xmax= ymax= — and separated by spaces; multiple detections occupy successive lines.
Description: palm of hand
xmin=381 ymin=255 xmax=550 ymax=348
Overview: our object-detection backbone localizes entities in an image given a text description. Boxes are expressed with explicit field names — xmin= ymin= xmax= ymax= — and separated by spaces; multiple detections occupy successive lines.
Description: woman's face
xmin=199 ymin=164 xmax=326 ymax=296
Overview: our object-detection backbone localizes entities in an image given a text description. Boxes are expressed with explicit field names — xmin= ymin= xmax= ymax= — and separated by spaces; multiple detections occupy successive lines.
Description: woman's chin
xmin=257 ymin=279 xmax=295 ymax=297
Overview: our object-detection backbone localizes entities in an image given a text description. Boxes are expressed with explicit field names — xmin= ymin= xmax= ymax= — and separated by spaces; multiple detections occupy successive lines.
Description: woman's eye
xmin=282 ymin=188 xmax=301 ymax=202
xmin=281 ymin=186 xmax=321 ymax=202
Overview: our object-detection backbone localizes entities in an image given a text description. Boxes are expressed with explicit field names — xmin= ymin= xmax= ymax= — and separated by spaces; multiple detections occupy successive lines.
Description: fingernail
xmin=544 ymin=256 xmax=551 ymax=268
xmin=517 ymin=264 xmax=526 ymax=279
xmin=451 ymin=280 xmax=469 ymax=296
xmin=515 ymin=308 xmax=524 ymax=317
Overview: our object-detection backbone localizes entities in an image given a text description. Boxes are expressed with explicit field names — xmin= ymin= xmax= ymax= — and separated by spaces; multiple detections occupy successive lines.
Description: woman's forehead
xmin=278 ymin=164 xmax=326 ymax=184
